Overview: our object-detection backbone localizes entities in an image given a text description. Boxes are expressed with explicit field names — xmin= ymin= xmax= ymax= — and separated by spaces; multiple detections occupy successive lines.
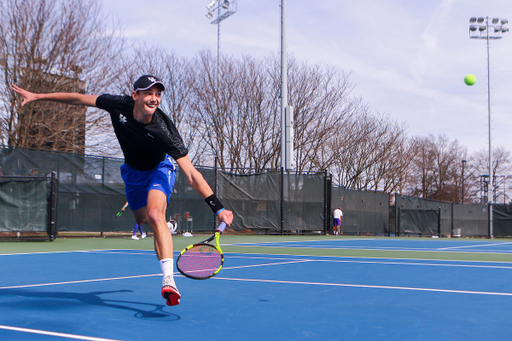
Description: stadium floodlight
xmin=204 ymin=0 xmax=237 ymax=89
xmin=470 ymin=17 xmax=477 ymax=23
xmin=468 ymin=16 xmax=508 ymax=238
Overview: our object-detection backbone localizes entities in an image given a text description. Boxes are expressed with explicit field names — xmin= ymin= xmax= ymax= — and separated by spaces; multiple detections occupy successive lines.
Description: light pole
xmin=469 ymin=16 xmax=508 ymax=238
xmin=280 ymin=0 xmax=294 ymax=171
xmin=205 ymin=0 xmax=237 ymax=88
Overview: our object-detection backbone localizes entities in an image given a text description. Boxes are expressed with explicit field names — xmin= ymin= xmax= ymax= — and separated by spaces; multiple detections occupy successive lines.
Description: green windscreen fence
xmin=331 ymin=187 xmax=390 ymax=235
xmin=0 ymin=147 xmax=215 ymax=234
xmin=0 ymin=177 xmax=47 ymax=233
xmin=398 ymin=208 xmax=440 ymax=237
xmin=0 ymin=148 xmax=330 ymax=234
xmin=219 ymin=172 xmax=281 ymax=232
xmin=395 ymin=195 xmax=489 ymax=237
xmin=220 ymin=171 xmax=326 ymax=233
xmin=493 ymin=204 xmax=512 ymax=237
xmin=0 ymin=174 xmax=57 ymax=240
xmin=6 ymin=147 xmax=508 ymax=238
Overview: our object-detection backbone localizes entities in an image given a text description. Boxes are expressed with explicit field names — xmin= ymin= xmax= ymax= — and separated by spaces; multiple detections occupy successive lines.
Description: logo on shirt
xmin=119 ymin=114 xmax=127 ymax=124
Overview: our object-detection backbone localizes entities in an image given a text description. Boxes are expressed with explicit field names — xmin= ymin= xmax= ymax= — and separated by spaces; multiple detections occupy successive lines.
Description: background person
xmin=117 ymin=201 xmax=146 ymax=240
xmin=333 ymin=207 xmax=343 ymax=235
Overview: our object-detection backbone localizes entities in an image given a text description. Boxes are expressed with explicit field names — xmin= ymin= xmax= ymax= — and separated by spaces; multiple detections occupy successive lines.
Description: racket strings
xmin=177 ymin=244 xmax=222 ymax=278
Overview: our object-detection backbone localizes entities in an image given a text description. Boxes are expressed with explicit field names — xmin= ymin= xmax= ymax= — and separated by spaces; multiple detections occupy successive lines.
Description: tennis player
xmin=333 ymin=207 xmax=343 ymax=235
xmin=11 ymin=76 xmax=233 ymax=306
xmin=117 ymin=202 xmax=146 ymax=240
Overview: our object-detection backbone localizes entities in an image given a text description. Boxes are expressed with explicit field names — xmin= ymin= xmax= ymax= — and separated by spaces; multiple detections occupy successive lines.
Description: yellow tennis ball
xmin=464 ymin=74 xmax=476 ymax=86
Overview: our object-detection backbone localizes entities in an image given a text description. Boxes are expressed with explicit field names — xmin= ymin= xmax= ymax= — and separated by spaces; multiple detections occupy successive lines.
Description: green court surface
xmin=3 ymin=235 xmax=512 ymax=263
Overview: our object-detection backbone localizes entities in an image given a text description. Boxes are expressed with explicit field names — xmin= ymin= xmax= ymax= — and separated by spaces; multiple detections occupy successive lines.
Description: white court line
xmin=0 ymin=249 xmax=145 ymax=257
xmin=226 ymin=244 xmax=512 ymax=255
xmin=0 ymin=261 xmax=312 ymax=290
xmin=1 ymin=257 xmax=512 ymax=298
xmin=437 ymin=241 xmax=512 ymax=251
xmin=213 ymin=277 xmax=512 ymax=297
xmin=224 ymin=255 xmax=512 ymax=270
xmin=0 ymin=274 xmax=160 ymax=290
xmin=223 ymin=239 xmax=375 ymax=246
xmin=222 ymin=260 xmax=312 ymax=271
xmin=0 ymin=324 xmax=121 ymax=341
xmin=80 ymin=250 xmax=154 ymax=256
xmin=1 ymin=252 xmax=511 ymax=292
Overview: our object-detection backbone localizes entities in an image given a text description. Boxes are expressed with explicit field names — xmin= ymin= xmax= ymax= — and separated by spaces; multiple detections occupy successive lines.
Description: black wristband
xmin=205 ymin=194 xmax=225 ymax=214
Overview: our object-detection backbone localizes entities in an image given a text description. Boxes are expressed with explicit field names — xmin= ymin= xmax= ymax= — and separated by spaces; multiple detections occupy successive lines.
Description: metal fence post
xmin=214 ymin=156 xmax=218 ymax=231
xmin=438 ymin=207 xmax=442 ymax=237
xmin=280 ymin=167 xmax=284 ymax=235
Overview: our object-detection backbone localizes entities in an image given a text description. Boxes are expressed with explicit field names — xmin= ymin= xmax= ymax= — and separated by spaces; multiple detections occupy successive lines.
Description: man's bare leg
xmin=145 ymin=189 xmax=180 ymax=305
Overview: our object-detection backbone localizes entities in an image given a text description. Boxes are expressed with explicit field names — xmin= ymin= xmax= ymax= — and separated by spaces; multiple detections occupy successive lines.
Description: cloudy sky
xmin=102 ymin=0 xmax=512 ymax=155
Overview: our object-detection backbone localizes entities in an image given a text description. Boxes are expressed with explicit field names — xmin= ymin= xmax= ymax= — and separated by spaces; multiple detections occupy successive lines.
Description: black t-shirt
xmin=96 ymin=94 xmax=188 ymax=171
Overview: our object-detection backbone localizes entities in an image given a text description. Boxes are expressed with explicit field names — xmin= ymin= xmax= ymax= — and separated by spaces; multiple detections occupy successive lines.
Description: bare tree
xmin=0 ymin=0 xmax=127 ymax=155
xmin=404 ymin=134 xmax=467 ymax=202
xmin=361 ymin=118 xmax=412 ymax=193
xmin=287 ymin=61 xmax=355 ymax=173
xmin=328 ymin=105 xmax=409 ymax=191
xmin=187 ymin=51 xmax=362 ymax=173
xmin=189 ymin=51 xmax=280 ymax=172
xmin=470 ymin=146 xmax=512 ymax=203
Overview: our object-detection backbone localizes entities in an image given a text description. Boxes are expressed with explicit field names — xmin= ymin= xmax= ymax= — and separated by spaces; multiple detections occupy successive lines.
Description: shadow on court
xmin=0 ymin=288 xmax=180 ymax=322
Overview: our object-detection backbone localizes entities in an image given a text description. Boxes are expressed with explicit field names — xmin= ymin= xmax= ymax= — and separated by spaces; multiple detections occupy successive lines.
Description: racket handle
xmin=217 ymin=222 xmax=227 ymax=233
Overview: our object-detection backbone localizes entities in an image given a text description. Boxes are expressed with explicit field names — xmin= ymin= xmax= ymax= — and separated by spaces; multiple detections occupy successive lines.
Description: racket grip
xmin=217 ymin=222 xmax=227 ymax=233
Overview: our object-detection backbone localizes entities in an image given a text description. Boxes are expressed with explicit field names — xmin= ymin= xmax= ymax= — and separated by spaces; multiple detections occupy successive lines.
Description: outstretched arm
xmin=11 ymin=84 xmax=98 ymax=107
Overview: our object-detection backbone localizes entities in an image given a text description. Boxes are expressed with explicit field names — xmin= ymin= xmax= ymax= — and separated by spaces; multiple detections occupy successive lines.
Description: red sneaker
xmin=161 ymin=286 xmax=181 ymax=306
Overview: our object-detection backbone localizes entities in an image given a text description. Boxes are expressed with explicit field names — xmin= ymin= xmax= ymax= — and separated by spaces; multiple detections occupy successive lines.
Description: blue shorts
xmin=120 ymin=156 xmax=177 ymax=211
xmin=333 ymin=218 xmax=341 ymax=226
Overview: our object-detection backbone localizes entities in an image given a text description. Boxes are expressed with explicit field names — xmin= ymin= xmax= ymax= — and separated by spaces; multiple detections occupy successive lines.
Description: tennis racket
xmin=176 ymin=222 xmax=227 ymax=280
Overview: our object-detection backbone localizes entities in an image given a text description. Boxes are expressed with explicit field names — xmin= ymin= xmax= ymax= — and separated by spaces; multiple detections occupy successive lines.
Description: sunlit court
xmin=2 ymin=0 xmax=512 ymax=340
xmin=1 ymin=236 xmax=512 ymax=340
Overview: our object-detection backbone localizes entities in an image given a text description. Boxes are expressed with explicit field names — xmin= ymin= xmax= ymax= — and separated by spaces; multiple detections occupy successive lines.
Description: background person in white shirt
xmin=333 ymin=207 xmax=343 ymax=235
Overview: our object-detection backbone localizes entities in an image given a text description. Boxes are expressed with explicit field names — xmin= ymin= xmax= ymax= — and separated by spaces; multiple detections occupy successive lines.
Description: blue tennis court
xmin=1 ymin=237 xmax=512 ymax=340
xmin=231 ymin=238 xmax=512 ymax=253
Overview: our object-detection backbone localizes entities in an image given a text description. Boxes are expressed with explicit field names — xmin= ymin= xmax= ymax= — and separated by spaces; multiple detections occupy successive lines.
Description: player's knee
xmin=146 ymin=208 xmax=165 ymax=228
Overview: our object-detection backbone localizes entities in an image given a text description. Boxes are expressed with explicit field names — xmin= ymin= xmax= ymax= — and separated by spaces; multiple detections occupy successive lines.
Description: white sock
xmin=160 ymin=258 xmax=175 ymax=287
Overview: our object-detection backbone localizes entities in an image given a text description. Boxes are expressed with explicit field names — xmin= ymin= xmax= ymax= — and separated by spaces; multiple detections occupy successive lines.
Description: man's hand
xmin=217 ymin=209 xmax=234 ymax=226
xmin=11 ymin=84 xmax=38 ymax=106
